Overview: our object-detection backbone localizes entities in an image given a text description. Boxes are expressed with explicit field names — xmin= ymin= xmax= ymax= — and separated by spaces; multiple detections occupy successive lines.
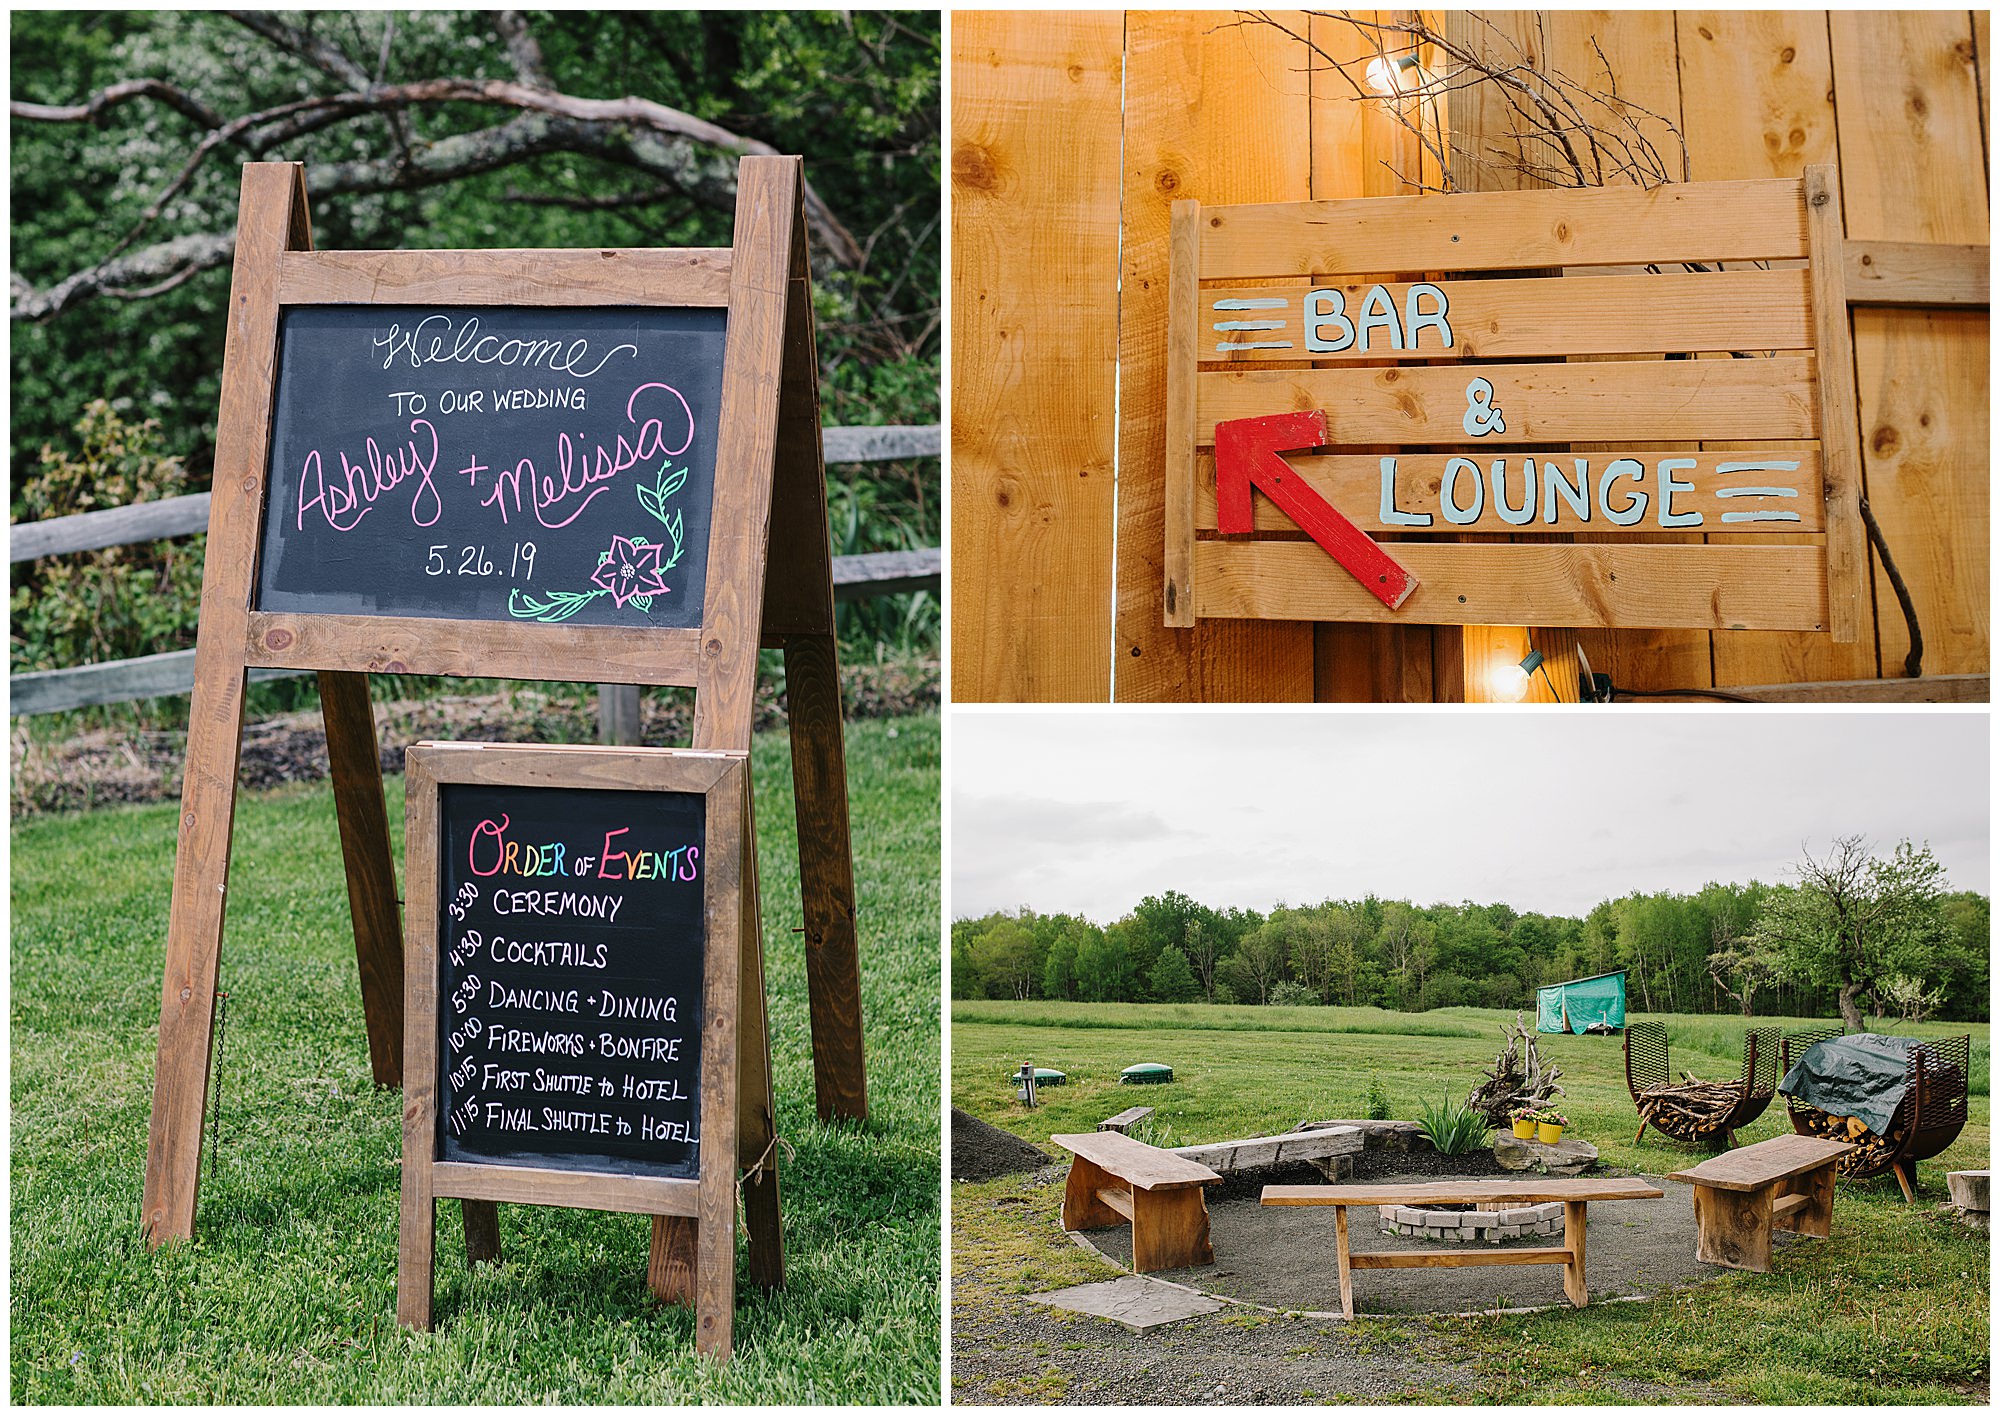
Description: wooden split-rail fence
xmin=10 ymin=423 xmax=940 ymax=727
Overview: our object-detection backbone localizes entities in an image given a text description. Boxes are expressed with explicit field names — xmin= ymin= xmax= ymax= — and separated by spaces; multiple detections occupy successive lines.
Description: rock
xmin=1293 ymin=1119 xmax=1427 ymax=1153
xmin=1493 ymin=1132 xmax=1599 ymax=1176
xmin=1946 ymin=1170 xmax=1990 ymax=1213
xmin=1174 ymin=1125 xmax=1363 ymax=1174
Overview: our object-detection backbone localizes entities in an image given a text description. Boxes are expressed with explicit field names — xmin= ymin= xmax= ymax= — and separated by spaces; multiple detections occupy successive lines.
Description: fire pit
xmin=1378 ymin=1199 xmax=1565 ymax=1243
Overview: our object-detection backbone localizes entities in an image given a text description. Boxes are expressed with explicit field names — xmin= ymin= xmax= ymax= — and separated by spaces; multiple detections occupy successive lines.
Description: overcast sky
xmin=951 ymin=711 xmax=1990 ymax=922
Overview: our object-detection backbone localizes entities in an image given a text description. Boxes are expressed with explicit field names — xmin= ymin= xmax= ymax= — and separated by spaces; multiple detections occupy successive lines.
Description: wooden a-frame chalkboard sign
xmin=400 ymin=743 xmax=768 ymax=1356
xmin=142 ymin=158 xmax=865 ymax=1336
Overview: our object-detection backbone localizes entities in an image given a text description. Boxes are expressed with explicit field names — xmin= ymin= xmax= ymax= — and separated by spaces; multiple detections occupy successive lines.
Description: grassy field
xmin=951 ymin=1000 xmax=1989 ymax=1405
xmin=12 ymin=713 xmax=941 ymax=1404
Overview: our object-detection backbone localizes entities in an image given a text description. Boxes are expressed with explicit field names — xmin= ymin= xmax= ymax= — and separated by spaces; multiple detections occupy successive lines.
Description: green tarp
xmin=1778 ymin=1034 xmax=1916 ymax=1135
xmin=1535 ymin=971 xmax=1626 ymax=1034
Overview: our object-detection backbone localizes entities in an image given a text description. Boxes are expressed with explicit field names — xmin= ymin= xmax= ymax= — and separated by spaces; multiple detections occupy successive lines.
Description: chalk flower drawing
xmin=592 ymin=535 xmax=670 ymax=607
xmin=508 ymin=460 xmax=691 ymax=622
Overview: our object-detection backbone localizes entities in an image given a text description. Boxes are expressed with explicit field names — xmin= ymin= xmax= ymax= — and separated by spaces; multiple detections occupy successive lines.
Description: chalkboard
xmin=435 ymin=781 xmax=706 ymax=1180
xmin=257 ymin=305 xmax=727 ymax=629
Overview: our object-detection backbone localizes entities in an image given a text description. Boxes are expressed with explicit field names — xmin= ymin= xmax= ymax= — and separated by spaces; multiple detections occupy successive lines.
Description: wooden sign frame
xmin=398 ymin=743 xmax=769 ymax=1357
xmin=143 ymin=158 xmax=865 ymax=1310
xmin=1164 ymin=168 xmax=1865 ymax=640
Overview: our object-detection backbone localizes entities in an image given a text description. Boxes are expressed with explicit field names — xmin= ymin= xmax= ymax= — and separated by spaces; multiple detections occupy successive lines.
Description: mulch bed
xmin=952 ymin=1107 xmax=1054 ymax=1183
xmin=11 ymin=659 xmax=938 ymax=817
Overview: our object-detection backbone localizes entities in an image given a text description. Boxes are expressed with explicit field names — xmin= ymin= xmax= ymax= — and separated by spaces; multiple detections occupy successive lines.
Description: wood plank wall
xmin=950 ymin=12 xmax=1124 ymax=701
xmin=949 ymin=10 xmax=1989 ymax=701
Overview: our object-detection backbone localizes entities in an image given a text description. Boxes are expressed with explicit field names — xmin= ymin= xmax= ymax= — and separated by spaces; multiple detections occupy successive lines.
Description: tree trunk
xmin=1837 ymin=983 xmax=1866 ymax=1032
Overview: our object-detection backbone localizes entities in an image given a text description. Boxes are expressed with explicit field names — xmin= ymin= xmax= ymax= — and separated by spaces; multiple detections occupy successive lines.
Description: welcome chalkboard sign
xmin=1163 ymin=169 xmax=1866 ymax=639
xmin=400 ymin=744 xmax=768 ymax=1354
xmin=435 ymin=780 xmax=707 ymax=1178
xmin=258 ymin=306 xmax=725 ymax=630
xmin=146 ymin=159 xmax=856 ymax=1365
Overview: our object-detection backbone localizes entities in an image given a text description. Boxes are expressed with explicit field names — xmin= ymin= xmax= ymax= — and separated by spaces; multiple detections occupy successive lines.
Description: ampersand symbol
xmin=1463 ymin=377 xmax=1506 ymax=437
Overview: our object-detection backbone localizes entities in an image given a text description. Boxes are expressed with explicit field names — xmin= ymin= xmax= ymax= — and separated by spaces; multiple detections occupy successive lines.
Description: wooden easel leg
xmin=142 ymin=666 xmax=251 ymax=1245
xmin=462 ymin=1200 xmax=502 ymax=1266
xmin=318 ymin=671 xmax=404 ymax=1086
xmin=784 ymin=633 xmax=867 ymax=1123
xmin=739 ymin=786 xmax=784 ymax=1289
xmin=1892 ymin=1161 xmax=1916 ymax=1203
xmin=649 ymin=1215 xmax=698 ymax=1304
xmin=693 ymin=766 xmax=747 ymax=1361
xmin=397 ymin=1158 xmax=436 ymax=1329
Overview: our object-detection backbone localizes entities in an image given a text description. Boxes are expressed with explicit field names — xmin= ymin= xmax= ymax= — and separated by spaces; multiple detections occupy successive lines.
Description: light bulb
xmin=1489 ymin=659 xmax=1530 ymax=703
xmin=1365 ymin=55 xmax=1400 ymax=95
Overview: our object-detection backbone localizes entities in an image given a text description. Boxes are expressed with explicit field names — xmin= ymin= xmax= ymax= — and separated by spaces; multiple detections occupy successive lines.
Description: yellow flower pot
xmin=1536 ymin=1122 xmax=1564 ymax=1144
xmin=1511 ymin=1118 xmax=1537 ymax=1139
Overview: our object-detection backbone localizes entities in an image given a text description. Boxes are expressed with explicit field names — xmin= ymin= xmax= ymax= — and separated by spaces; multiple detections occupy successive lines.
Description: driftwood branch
xmin=12 ymin=48 xmax=863 ymax=322
xmin=1225 ymin=9 xmax=1688 ymax=195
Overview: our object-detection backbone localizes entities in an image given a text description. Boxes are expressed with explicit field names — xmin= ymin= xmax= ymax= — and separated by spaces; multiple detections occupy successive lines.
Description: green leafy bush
xmin=1417 ymin=1090 xmax=1491 ymax=1155
xmin=1366 ymin=1076 xmax=1392 ymax=1121
xmin=1268 ymin=980 xmax=1317 ymax=1008
xmin=10 ymin=400 xmax=202 ymax=677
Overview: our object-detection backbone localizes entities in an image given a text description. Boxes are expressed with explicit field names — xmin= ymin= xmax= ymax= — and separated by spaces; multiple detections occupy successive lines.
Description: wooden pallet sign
xmin=143 ymin=158 xmax=866 ymax=1293
xmin=1164 ymin=169 xmax=1866 ymax=638
xmin=399 ymin=744 xmax=774 ymax=1358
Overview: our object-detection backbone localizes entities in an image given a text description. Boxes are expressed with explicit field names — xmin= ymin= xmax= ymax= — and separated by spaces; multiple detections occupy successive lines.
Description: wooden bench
xmin=1262 ymin=1178 xmax=1665 ymax=1319
xmin=1052 ymin=1131 xmax=1223 ymax=1272
xmin=1098 ymin=1106 xmax=1154 ymax=1134
xmin=1667 ymin=1134 xmax=1851 ymax=1273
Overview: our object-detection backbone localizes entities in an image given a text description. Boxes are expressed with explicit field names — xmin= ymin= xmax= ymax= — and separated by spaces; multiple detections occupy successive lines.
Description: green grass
xmin=951 ymin=1000 xmax=1989 ymax=1404
xmin=12 ymin=713 xmax=941 ymax=1404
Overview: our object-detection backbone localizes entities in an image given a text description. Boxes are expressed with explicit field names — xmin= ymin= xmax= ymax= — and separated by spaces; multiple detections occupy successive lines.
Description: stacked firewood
xmin=1636 ymin=1081 xmax=1739 ymax=1137
xmin=1792 ymin=1106 xmax=1904 ymax=1175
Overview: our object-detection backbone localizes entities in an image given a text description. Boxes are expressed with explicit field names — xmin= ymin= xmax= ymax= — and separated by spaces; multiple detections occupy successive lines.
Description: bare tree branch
xmin=225 ymin=9 xmax=372 ymax=88
xmin=10 ymin=78 xmax=226 ymax=131
xmin=11 ymin=232 xmax=237 ymax=322
xmin=11 ymin=68 xmax=868 ymax=321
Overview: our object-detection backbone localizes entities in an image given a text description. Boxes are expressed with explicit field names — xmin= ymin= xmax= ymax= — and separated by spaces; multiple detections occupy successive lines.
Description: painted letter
xmin=1356 ymin=285 xmax=1404 ymax=351
xmin=1378 ymin=457 xmax=1432 ymax=527
xmin=1657 ymin=458 xmax=1702 ymax=528
xmin=1440 ymin=457 xmax=1484 ymax=525
xmin=1303 ymin=288 xmax=1354 ymax=353
xmin=1403 ymin=283 xmax=1453 ymax=349
xmin=1491 ymin=458 xmax=1535 ymax=526
xmin=1542 ymin=458 xmax=1591 ymax=524
xmin=1599 ymin=458 xmax=1648 ymax=525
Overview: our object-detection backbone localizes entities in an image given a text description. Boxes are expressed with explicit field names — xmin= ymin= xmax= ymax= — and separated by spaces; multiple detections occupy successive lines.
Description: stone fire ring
xmin=1380 ymin=1200 xmax=1565 ymax=1242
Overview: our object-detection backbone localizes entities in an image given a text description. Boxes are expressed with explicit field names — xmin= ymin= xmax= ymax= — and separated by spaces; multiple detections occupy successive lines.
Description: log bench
xmin=1261 ymin=1178 xmax=1665 ymax=1319
xmin=1051 ymin=1131 xmax=1222 ymax=1272
xmin=1667 ymin=1133 xmax=1851 ymax=1273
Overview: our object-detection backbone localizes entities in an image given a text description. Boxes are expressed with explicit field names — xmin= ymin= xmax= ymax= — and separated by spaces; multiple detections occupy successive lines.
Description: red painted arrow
xmin=1214 ymin=410 xmax=1418 ymax=610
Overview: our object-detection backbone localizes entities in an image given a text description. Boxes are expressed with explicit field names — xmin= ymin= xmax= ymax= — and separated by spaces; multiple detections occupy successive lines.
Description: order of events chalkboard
xmin=257 ymin=305 xmax=727 ymax=629
xmin=435 ymin=780 xmax=707 ymax=1180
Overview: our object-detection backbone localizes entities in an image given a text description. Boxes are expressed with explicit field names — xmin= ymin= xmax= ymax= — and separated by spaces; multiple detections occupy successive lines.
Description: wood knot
xmin=265 ymin=628 xmax=294 ymax=650
xmin=1780 ymin=46 xmax=1796 ymax=63
xmin=704 ymin=638 xmax=723 ymax=659
xmin=1870 ymin=425 xmax=1900 ymax=455
xmin=1810 ymin=192 xmax=1830 ymax=207
xmin=1067 ymin=63 xmax=1085 ymax=83
xmin=1155 ymin=168 xmax=1181 ymax=195
xmin=951 ymin=142 xmax=998 ymax=192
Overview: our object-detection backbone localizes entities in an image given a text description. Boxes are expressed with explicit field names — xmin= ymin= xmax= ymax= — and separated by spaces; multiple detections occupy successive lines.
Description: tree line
xmin=951 ymin=838 xmax=1989 ymax=1027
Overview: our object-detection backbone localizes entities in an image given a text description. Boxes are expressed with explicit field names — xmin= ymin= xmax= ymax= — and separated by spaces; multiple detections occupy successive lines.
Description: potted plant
xmin=1510 ymin=1106 xmax=1539 ymax=1140
xmin=1533 ymin=1108 xmax=1568 ymax=1144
